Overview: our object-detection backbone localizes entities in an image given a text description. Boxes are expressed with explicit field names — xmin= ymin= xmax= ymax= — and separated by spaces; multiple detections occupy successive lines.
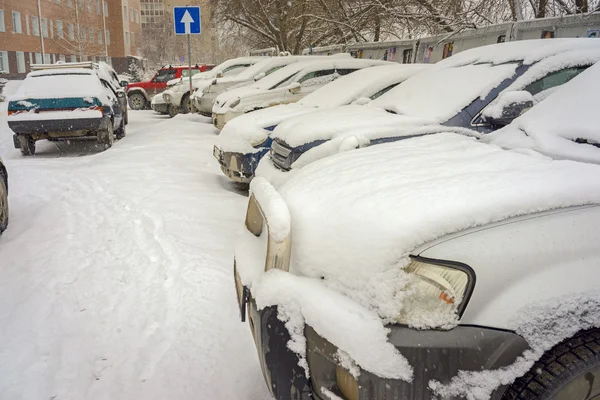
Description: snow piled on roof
xmin=9 ymin=73 xmax=108 ymax=103
xmin=274 ymin=133 xmax=600 ymax=322
xmin=430 ymin=290 xmax=600 ymax=400
xmin=487 ymin=61 xmax=600 ymax=164
xmin=299 ymin=64 xmax=428 ymax=108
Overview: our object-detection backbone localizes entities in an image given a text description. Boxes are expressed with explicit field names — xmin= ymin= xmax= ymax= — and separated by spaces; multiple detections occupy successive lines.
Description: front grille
xmin=270 ymin=140 xmax=292 ymax=170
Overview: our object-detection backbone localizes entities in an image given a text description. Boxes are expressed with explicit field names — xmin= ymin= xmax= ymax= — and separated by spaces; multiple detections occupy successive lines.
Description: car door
xmin=101 ymin=79 xmax=123 ymax=128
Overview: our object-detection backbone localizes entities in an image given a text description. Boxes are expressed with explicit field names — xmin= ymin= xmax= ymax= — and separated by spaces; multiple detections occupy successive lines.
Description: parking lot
xmin=0 ymin=105 xmax=270 ymax=399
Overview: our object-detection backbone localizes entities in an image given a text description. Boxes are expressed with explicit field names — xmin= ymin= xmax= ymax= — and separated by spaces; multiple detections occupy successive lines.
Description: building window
xmin=96 ymin=0 xmax=100 ymax=14
xmin=56 ymin=0 xmax=60 ymax=4
xmin=16 ymin=51 xmax=26 ymax=72
xmin=105 ymin=29 xmax=110 ymax=44
xmin=56 ymin=20 xmax=63 ymax=38
xmin=78 ymin=0 xmax=83 ymax=11
xmin=0 ymin=51 xmax=9 ymax=73
xmin=81 ymin=27 xmax=86 ymax=42
xmin=32 ymin=16 xmax=39 ymax=36
xmin=41 ymin=18 xmax=48 ymax=37
xmin=135 ymin=10 xmax=139 ymax=23
xmin=123 ymin=5 xmax=127 ymax=21
xmin=87 ymin=0 xmax=92 ymax=12
xmin=97 ymin=29 xmax=102 ymax=44
xmin=44 ymin=53 xmax=51 ymax=63
xmin=131 ymin=31 xmax=136 ymax=45
xmin=0 ymin=10 xmax=5 ymax=32
xmin=68 ymin=23 xmax=74 ymax=40
xmin=12 ymin=11 xmax=22 ymax=34
xmin=89 ymin=27 xmax=93 ymax=43
xmin=59 ymin=54 xmax=66 ymax=62
xmin=124 ymin=31 xmax=129 ymax=45
xmin=67 ymin=0 xmax=72 ymax=7
xmin=71 ymin=54 xmax=77 ymax=62
xmin=130 ymin=7 xmax=134 ymax=21
xmin=25 ymin=14 xmax=30 ymax=35
xmin=35 ymin=52 xmax=42 ymax=64
xmin=52 ymin=54 xmax=56 ymax=63
xmin=103 ymin=1 xmax=108 ymax=16
xmin=50 ymin=19 xmax=54 ymax=38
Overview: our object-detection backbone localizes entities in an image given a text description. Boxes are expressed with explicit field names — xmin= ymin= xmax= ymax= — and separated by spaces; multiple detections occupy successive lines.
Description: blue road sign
xmin=173 ymin=6 xmax=201 ymax=35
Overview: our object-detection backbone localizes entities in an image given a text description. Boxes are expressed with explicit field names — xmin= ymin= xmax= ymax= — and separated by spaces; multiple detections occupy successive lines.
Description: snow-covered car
xmin=161 ymin=57 xmax=262 ymax=116
xmin=213 ymin=63 xmax=429 ymax=183
xmin=211 ymin=58 xmax=390 ymax=130
xmin=0 ymin=156 xmax=7 ymax=235
xmin=234 ymin=61 xmax=600 ymax=400
xmin=8 ymin=62 xmax=127 ymax=155
xmin=151 ymin=91 xmax=169 ymax=115
xmin=192 ymin=55 xmax=350 ymax=117
xmin=258 ymin=38 xmax=600 ymax=185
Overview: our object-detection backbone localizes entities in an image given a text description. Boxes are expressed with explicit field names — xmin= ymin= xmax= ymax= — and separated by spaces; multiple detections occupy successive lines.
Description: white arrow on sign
xmin=181 ymin=10 xmax=194 ymax=34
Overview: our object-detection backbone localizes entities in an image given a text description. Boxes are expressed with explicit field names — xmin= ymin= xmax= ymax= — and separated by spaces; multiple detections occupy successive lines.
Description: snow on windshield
xmin=372 ymin=62 xmax=518 ymax=122
xmin=299 ymin=64 xmax=428 ymax=108
xmin=11 ymin=73 xmax=108 ymax=102
xmin=486 ymin=61 xmax=600 ymax=164
xmin=250 ymin=62 xmax=308 ymax=90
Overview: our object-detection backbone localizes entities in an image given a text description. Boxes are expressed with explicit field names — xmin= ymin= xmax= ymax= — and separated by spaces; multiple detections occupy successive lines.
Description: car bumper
xmin=151 ymin=103 xmax=169 ymax=114
xmin=9 ymin=115 xmax=109 ymax=138
xmin=197 ymin=92 xmax=217 ymax=117
xmin=235 ymin=267 xmax=529 ymax=400
xmin=163 ymin=90 xmax=184 ymax=106
xmin=213 ymin=146 xmax=269 ymax=183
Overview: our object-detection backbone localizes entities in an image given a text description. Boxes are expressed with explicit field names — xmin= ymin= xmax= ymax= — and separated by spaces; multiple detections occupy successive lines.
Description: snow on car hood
xmin=215 ymin=104 xmax=316 ymax=154
xmin=486 ymin=61 xmax=600 ymax=163
xmin=270 ymin=133 xmax=600 ymax=324
xmin=272 ymin=104 xmax=434 ymax=148
xmin=212 ymin=85 xmax=269 ymax=113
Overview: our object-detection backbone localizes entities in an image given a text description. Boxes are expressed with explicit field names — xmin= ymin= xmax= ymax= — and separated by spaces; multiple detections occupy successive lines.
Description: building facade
xmin=0 ymin=0 xmax=142 ymax=78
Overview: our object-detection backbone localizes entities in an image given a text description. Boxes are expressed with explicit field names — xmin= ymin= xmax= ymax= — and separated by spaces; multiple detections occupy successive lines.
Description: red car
xmin=126 ymin=64 xmax=214 ymax=110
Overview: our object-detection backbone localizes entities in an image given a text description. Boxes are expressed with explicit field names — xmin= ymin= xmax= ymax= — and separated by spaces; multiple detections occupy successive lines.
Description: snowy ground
xmin=0 ymin=82 xmax=271 ymax=399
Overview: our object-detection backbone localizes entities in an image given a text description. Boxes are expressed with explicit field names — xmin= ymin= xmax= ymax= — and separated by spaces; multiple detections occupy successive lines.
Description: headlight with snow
xmin=162 ymin=93 xmax=171 ymax=102
xmin=228 ymin=98 xmax=241 ymax=109
xmin=398 ymin=257 xmax=475 ymax=327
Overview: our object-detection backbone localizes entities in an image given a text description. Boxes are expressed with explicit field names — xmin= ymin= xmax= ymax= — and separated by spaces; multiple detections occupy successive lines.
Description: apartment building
xmin=0 ymin=0 xmax=142 ymax=78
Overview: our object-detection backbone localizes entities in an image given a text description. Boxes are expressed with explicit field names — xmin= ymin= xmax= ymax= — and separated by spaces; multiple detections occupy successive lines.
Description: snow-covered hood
xmin=272 ymin=105 xmax=435 ymax=148
xmin=260 ymin=133 xmax=600 ymax=324
xmin=212 ymin=85 xmax=267 ymax=113
xmin=215 ymin=104 xmax=317 ymax=154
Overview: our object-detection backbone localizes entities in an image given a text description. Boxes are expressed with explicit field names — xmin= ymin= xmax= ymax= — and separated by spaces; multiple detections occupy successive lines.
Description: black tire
xmin=98 ymin=122 xmax=114 ymax=149
xmin=502 ymin=329 xmax=600 ymax=400
xmin=0 ymin=172 xmax=8 ymax=234
xmin=18 ymin=135 xmax=36 ymax=156
xmin=128 ymin=93 xmax=147 ymax=110
xmin=115 ymin=119 xmax=126 ymax=140
xmin=124 ymin=109 xmax=129 ymax=125
xmin=181 ymin=93 xmax=192 ymax=114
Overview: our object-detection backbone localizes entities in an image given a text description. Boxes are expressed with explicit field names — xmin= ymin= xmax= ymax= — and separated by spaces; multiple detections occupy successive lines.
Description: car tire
xmin=168 ymin=105 xmax=178 ymax=118
xmin=18 ymin=135 xmax=36 ymax=156
xmin=181 ymin=93 xmax=192 ymax=114
xmin=0 ymin=172 xmax=8 ymax=234
xmin=128 ymin=93 xmax=147 ymax=110
xmin=98 ymin=122 xmax=114 ymax=150
xmin=502 ymin=328 xmax=600 ymax=400
xmin=115 ymin=119 xmax=126 ymax=140
xmin=124 ymin=109 xmax=129 ymax=125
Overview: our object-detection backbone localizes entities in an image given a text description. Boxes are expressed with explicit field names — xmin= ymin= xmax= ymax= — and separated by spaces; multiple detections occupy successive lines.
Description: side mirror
xmin=216 ymin=70 xmax=224 ymax=78
xmin=117 ymin=91 xmax=126 ymax=98
xmin=254 ymin=72 xmax=266 ymax=81
xmin=120 ymin=80 xmax=128 ymax=87
xmin=288 ymin=82 xmax=301 ymax=95
xmin=353 ymin=97 xmax=371 ymax=106
xmin=481 ymin=91 xmax=534 ymax=127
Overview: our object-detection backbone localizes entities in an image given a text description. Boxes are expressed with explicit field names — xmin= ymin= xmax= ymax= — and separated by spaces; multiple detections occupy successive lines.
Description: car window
xmin=336 ymin=68 xmax=358 ymax=76
xmin=154 ymin=69 xmax=177 ymax=82
xmin=223 ymin=64 xmax=250 ymax=76
xmin=369 ymin=83 xmax=400 ymax=100
xmin=298 ymin=69 xmax=337 ymax=86
xmin=265 ymin=66 xmax=283 ymax=76
xmin=523 ymin=66 xmax=589 ymax=96
xmin=181 ymin=69 xmax=202 ymax=78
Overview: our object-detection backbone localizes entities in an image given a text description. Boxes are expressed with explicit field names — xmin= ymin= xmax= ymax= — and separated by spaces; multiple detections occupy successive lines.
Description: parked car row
xmin=7 ymin=61 xmax=129 ymax=156
xmin=227 ymin=38 xmax=600 ymax=400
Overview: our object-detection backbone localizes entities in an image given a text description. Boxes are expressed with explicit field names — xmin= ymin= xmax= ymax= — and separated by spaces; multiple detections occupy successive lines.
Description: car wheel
xmin=168 ymin=105 xmax=178 ymax=118
xmin=18 ymin=135 xmax=36 ymax=156
xmin=181 ymin=93 xmax=192 ymax=114
xmin=502 ymin=329 xmax=600 ymax=400
xmin=128 ymin=93 xmax=147 ymax=110
xmin=115 ymin=119 xmax=126 ymax=140
xmin=98 ymin=122 xmax=114 ymax=150
xmin=0 ymin=173 xmax=8 ymax=234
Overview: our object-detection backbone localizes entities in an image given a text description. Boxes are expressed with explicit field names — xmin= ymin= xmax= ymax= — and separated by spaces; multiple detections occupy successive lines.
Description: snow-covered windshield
xmin=14 ymin=73 xmax=105 ymax=100
xmin=372 ymin=62 xmax=519 ymax=122
xmin=250 ymin=62 xmax=307 ymax=90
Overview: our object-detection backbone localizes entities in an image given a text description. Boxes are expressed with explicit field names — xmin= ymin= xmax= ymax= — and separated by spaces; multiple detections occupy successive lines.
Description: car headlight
xmin=398 ymin=257 xmax=475 ymax=325
xmin=163 ymin=93 xmax=171 ymax=102
xmin=336 ymin=365 xmax=359 ymax=400
xmin=229 ymin=98 xmax=241 ymax=109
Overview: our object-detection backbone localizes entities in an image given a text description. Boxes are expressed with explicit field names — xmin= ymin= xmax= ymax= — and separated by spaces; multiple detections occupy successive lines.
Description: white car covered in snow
xmin=234 ymin=61 xmax=600 ymax=400
xmin=192 ymin=55 xmax=350 ymax=117
xmin=258 ymin=38 xmax=600 ymax=186
xmin=211 ymin=58 xmax=389 ymax=130
xmin=161 ymin=57 xmax=262 ymax=116
xmin=213 ymin=63 xmax=429 ymax=183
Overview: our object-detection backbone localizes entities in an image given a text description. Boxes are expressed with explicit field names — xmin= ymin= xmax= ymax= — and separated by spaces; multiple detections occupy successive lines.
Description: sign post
xmin=174 ymin=6 xmax=201 ymax=105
